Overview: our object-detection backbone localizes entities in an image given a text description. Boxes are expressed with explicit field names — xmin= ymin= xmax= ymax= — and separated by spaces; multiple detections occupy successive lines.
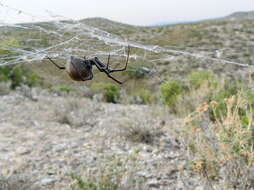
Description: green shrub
xmin=160 ymin=80 xmax=184 ymax=107
xmin=57 ymin=85 xmax=72 ymax=93
xmin=209 ymin=80 xmax=242 ymax=120
xmin=188 ymin=70 xmax=216 ymax=89
xmin=70 ymin=174 xmax=119 ymax=190
xmin=9 ymin=65 xmax=26 ymax=88
xmin=91 ymin=83 xmax=120 ymax=103
xmin=127 ymin=65 xmax=151 ymax=79
xmin=0 ymin=66 xmax=11 ymax=81
xmin=0 ymin=64 xmax=41 ymax=89
xmin=104 ymin=83 xmax=120 ymax=103
xmin=0 ymin=48 xmax=11 ymax=55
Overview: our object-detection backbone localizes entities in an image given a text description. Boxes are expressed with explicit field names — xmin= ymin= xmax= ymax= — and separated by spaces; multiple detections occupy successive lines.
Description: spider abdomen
xmin=66 ymin=56 xmax=93 ymax=81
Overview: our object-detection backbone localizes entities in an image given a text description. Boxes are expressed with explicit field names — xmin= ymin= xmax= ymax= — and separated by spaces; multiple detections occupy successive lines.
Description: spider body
xmin=46 ymin=46 xmax=130 ymax=84
xmin=66 ymin=56 xmax=93 ymax=81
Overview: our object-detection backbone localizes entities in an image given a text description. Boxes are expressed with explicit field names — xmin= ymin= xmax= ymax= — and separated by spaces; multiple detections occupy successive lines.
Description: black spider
xmin=46 ymin=46 xmax=130 ymax=84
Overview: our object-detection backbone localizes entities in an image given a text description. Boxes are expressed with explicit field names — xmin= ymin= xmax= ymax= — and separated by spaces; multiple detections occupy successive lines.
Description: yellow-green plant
xmin=187 ymin=70 xmax=216 ymax=89
xmin=160 ymin=80 xmax=184 ymax=107
xmin=57 ymin=85 xmax=72 ymax=94
xmin=0 ymin=65 xmax=41 ymax=89
xmin=91 ymin=82 xmax=120 ymax=103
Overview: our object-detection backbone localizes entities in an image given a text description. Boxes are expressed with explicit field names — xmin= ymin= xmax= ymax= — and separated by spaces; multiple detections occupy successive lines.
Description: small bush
xmin=9 ymin=65 xmax=25 ymax=88
xmin=0 ymin=66 xmax=11 ymax=81
xmin=70 ymin=154 xmax=146 ymax=190
xmin=57 ymin=85 xmax=72 ymax=94
xmin=160 ymin=80 xmax=184 ymax=107
xmin=119 ymin=119 xmax=164 ymax=145
xmin=174 ymin=82 xmax=211 ymax=116
xmin=209 ymin=80 xmax=245 ymax=120
xmin=127 ymin=65 xmax=151 ymax=79
xmin=182 ymin=94 xmax=254 ymax=188
xmin=91 ymin=83 xmax=120 ymax=103
xmin=187 ymin=70 xmax=216 ymax=89
xmin=121 ymin=125 xmax=162 ymax=144
xmin=55 ymin=99 xmax=83 ymax=127
xmin=70 ymin=174 xmax=119 ymax=190
xmin=0 ymin=65 xmax=41 ymax=89
xmin=104 ymin=84 xmax=120 ymax=103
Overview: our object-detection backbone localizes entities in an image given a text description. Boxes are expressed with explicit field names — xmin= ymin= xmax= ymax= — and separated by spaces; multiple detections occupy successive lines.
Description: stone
xmin=39 ymin=177 xmax=56 ymax=185
xmin=147 ymin=179 xmax=160 ymax=188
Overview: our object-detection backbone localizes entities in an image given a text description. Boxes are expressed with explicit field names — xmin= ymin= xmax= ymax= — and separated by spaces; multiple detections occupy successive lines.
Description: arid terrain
xmin=1 ymin=11 xmax=254 ymax=190
xmin=0 ymin=87 xmax=189 ymax=190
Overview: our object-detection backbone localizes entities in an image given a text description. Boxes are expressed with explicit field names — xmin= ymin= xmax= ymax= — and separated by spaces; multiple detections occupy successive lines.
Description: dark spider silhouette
xmin=46 ymin=46 xmax=130 ymax=84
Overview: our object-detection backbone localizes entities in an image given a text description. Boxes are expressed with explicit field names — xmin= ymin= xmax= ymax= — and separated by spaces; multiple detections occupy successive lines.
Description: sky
xmin=0 ymin=0 xmax=254 ymax=26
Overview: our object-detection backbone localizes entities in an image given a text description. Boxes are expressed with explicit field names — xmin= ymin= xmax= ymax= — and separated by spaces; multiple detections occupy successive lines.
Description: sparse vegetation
xmin=160 ymin=80 xmax=184 ymax=108
xmin=57 ymin=85 xmax=72 ymax=94
xmin=182 ymin=91 xmax=254 ymax=189
xmin=119 ymin=120 xmax=163 ymax=144
xmin=187 ymin=70 xmax=216 ymax=89
xmin=0 ymin=64 xmax=41 ymax=89
xmin=0 ymin=175 xmax=38 ymax=190
xmin=130 ymin=88 xmax=152 ymax=104
xmin=91 ymin=82 xmax=120 ymax=103
xmin=0 ymin=82 xmax=11 ymax=96
xmin=127 ymin=65 xmax=151 ymax=79
xmin=55 ymin=98 xmax=88 ymax=127
xmin=70 ymin=174 xmax=119 ymax=190
xmin=70 ymin=153 xmax=146 ymax=190
xmin=1 ymin=11 xmax=254 ymax=190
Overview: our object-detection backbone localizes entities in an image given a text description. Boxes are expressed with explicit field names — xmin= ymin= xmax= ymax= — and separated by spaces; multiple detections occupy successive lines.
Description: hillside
xmin=225 ymin=10 xmax=254 ymax=20
xmin=2 ymin=15 xmax=254 ymax=91
xmin=1 ymin=13 xmax=254 ymax=190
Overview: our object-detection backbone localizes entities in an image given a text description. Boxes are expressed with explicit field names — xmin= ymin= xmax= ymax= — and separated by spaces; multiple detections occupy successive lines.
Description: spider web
xmin=0 ymin=2 xmax=253 ymax=70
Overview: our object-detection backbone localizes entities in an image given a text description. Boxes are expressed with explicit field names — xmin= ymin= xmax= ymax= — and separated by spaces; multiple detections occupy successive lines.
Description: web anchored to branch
xmin=0 ymin=2 xmax=253 ymax=70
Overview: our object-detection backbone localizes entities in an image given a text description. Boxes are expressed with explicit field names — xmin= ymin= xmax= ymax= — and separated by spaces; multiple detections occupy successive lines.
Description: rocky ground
xmin=0 ymin=87 xmax=205 ymax=190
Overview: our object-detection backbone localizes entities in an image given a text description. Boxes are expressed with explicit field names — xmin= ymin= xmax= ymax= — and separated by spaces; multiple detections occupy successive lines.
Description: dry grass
xmin=54 ymin=98 xmax=99 ymax=129
xmin=0 ymin=175 xmax=39 ymax=190
xmin=0 ymin=82 xmax=11 ymax=96
xmin=119 ymin=120 xmax=164 ymax=145
xmin=55 ymin=98 xmax=83 ymax=126
xmin=181 ymin=93 xmax=254 ymax=189
xmin=70 ymin=154 xmax=147 ymax=190
xmin=174 ymin=81 xmax=212 ymax=116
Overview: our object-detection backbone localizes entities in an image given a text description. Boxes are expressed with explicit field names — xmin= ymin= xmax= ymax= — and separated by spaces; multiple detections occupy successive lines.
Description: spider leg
xmin=91 ymin=46 xmax=130 ymax=84
xmin=107 ymin=45 xmax=130 ymax=73
xmin=106 ymin=54 xmax=110 ymax=69
xmin=92 ymin=60 xmax=123 ymax=84
xmin=106 ymin=73 xmax=123 ymax=84
xmin=46 ymin=56 xmax=66 ymax=70
xmin=92 ymin=57 xmax=106 ymax=71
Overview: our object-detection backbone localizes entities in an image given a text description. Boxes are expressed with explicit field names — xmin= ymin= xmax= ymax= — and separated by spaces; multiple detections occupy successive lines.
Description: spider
xmin=46 ymin=46 xmax=130 ymax=84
